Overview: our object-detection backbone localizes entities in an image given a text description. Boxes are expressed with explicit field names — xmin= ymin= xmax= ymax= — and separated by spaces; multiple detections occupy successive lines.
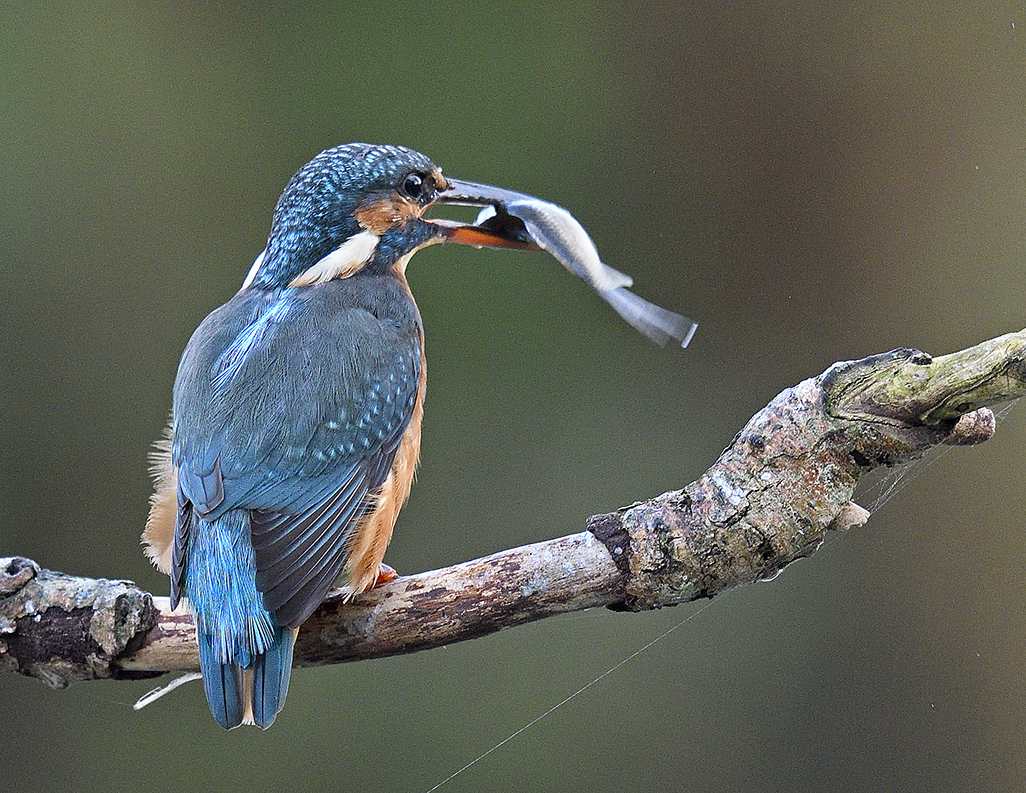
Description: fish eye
xmin=402 ymin=173 xmax=424 ymax=199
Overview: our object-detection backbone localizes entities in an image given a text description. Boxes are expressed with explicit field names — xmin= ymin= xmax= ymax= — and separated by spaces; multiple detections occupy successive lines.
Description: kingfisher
xmin=143 ymin=142 xmax=694 ymax=730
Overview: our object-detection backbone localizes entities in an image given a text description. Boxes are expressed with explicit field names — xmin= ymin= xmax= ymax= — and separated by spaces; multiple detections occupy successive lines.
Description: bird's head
xmin=245 ymin=143 xmax=540 ymax=290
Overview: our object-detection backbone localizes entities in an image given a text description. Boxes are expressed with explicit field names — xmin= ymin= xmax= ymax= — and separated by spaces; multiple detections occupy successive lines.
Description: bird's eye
xmin=402 ymin=173 xmax=424 ymax=199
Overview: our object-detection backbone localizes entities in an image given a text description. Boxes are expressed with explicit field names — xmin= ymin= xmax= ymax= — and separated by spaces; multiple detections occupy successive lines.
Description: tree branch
xmin=3 ymin=329 xmax=1024 ymax=688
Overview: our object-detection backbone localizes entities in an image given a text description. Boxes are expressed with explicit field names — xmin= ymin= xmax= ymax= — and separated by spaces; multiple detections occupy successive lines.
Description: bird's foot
xmin=372 ymin=562 xmax=398 ymax=587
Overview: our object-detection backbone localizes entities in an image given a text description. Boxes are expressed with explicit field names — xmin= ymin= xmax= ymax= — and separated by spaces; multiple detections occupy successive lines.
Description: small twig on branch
xmin=2 ymin=329 xmax=1024 ymax=688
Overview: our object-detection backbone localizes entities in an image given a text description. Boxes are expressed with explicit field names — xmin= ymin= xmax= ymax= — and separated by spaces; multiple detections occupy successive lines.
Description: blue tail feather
xmin=186 ymin=509 xmax=295 ymax=729
xmin=197 ymin=626 xmax=295 ymax=729
xmin=198 ymin=630 xmax=245 ymax=729
xmin=250 ymin=628 xmax=296 ymax=728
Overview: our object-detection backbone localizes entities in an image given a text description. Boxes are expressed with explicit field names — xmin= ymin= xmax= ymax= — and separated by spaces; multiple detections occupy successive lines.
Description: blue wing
xmin=171 ymin=276 xmax=422 ymax=628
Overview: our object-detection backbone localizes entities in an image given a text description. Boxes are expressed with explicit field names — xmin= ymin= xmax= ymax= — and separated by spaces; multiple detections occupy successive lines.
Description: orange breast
xmin=341 ymin=268 xmax=426 ymax=597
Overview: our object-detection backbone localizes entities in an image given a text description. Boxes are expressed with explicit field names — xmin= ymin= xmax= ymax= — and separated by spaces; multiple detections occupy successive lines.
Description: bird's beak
xmin=427 ymin=178 xmax=544 ymax=250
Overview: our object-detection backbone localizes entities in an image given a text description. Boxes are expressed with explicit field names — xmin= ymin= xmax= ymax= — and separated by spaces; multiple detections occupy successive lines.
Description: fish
xmin=473 ymin=198 xmax=697 ymax=348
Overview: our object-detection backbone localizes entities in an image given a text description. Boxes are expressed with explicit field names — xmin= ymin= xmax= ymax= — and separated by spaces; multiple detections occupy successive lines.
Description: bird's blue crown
xmin=252 ymin=143 xmax=437 ymax=289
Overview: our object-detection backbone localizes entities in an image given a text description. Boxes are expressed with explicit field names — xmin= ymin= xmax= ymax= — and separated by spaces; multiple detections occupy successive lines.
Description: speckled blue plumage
xmin=172 ymin=272 xmax=422 ymax=726
xmin=170 ymin=144 xmax=431 ymax=728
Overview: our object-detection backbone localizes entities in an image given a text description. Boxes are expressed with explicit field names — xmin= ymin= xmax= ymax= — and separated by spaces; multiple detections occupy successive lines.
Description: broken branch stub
xmin=589 ymin=332 xmax=1026 ymax=612
xmin=0 ymin=556 xmax=159 ymax=687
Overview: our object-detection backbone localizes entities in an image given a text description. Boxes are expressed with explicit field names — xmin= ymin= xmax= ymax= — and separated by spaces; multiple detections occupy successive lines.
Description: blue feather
xmin=186 ymin=509 xmax=294 ymax=729
xmin=171 ymin=250 xmax=424 ymax=726
xmin=250 ymin=630 xmax=295 ymax=728
xmin=212 ymin=296 xmax=292 ymax=394
xmin=197 ymin=631 xmax=245 ymax=729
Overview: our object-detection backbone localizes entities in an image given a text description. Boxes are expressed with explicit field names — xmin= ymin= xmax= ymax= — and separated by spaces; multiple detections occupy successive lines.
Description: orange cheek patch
xmin=355 ymin=197 xmax=402 ymax=234
xmin=355 ymin=193 xmax=423 ymax=234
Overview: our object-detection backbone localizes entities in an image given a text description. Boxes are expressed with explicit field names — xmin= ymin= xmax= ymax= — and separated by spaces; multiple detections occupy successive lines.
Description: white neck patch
xmin=239 ymin=249 xmax=266 ymax=291
xmin=288 ymin=230 xmax=380 ymax=288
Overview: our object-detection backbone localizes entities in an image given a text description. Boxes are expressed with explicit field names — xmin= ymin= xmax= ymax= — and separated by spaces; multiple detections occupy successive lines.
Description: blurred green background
xmin=2 ymin=2 xmax=1025 ymax=791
